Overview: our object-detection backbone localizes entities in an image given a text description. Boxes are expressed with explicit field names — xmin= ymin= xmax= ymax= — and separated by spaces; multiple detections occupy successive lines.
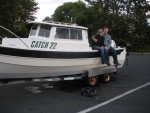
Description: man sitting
xmin=103 ymin=26 xmax=121 ymax=67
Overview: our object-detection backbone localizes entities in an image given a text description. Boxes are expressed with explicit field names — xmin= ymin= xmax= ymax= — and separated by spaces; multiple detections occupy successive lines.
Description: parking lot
xmin=0 ymin=54 xmax=150 ymax=113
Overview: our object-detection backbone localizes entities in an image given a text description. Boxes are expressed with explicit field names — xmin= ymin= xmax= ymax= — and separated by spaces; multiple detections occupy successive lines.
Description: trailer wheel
xmin=84 ymin=76 xmax=98 ymax=86
xmin=101 ymin=73 xmax=111 ymax=83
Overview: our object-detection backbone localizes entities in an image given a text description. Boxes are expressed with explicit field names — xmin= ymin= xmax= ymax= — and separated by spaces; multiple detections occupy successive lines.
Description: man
xmin=92 ymin=28 xmax=110 ymax=66
xmin=103 ymin=26 xmax=121 ymax=67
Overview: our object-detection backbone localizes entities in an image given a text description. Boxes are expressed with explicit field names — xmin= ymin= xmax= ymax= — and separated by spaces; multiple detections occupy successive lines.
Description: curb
xmin=130 ymin=52 xmax=150 ymax=55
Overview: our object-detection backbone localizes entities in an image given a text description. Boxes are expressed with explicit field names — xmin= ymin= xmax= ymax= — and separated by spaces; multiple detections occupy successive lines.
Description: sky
xmin=35 ymin=0 xmax=84 ymax=21
xmin=35 ymin=0 xmax=150 ymax=22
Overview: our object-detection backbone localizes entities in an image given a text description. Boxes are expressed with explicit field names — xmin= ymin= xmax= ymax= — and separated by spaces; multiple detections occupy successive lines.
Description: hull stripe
xmin=0 ymin=46 xmax=124 ymax=59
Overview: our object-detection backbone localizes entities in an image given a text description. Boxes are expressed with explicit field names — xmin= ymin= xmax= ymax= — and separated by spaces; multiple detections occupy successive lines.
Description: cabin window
xmin=55 ymin=28 xmax=82 ymax=40
xmin=76 ymin=30 xmax=82 ymax=40
xmin=38 ymin=25 xmax=51 ymax=37
xmin=70 ymin=29 xmax=76 ymax=39
xmin=30 ymin=24 xmax=38 ymax=36
xmin=55 ymin=28 xmax=69 ymax=39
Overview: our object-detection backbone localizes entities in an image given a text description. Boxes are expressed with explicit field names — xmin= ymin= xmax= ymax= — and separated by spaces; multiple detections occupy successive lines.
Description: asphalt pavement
xmin=0 ymin=54 xmax=150 ymax=113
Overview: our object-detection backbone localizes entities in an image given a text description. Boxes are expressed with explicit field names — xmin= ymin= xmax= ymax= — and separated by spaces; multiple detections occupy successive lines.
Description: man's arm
xmin=92 ymin=35 xmax=98 ymax=42
xmin=108 ymin=35 xmax=112 ymax=46
xmin=107 ymin=35 xmax=112 ymax=48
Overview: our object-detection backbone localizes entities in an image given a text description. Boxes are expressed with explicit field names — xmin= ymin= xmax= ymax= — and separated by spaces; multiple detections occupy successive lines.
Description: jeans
xmin=92 ymin=46 xmax=108 ymax=64
xmin=104 ymin=48 xmax=109 ymax=62
xmin=109 ymin=46 xmax=118 ymax=64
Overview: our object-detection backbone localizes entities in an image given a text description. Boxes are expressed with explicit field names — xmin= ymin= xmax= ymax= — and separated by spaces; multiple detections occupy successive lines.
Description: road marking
xmin=77 ymin=82 xmax=150 ymax=113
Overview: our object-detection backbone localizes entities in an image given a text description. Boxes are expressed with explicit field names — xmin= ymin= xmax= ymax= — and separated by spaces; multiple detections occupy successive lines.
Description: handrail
xmin=0 ymin=25 xmax=29 ymax=48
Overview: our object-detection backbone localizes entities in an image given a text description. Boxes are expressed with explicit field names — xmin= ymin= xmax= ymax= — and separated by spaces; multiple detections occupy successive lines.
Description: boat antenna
xmin=0 ymin=25 xmax=29 ymax=48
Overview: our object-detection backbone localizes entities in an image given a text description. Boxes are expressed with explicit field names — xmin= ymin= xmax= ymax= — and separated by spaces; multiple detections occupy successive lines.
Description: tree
xmin=0 ymin=0 xmax=39 ymax=37
xmin=53 ymin=1 xmax=87 ymax=25
xmin=124 ymin=0 xmax=150 ymax=51
xmin=85 ymin=0 xmax=150 ymax=51
xmin=53 ymin=1 xmax=106 ymax=43
xmin=42 ymin=16 xmax=52 ymax=22
xmin=49 ymin=0 xmax=150 ymax=51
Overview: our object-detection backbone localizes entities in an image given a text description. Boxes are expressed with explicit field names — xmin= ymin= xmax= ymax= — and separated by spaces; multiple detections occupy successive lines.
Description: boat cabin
xmin=2 ymin=21 xmax=91 ymax=51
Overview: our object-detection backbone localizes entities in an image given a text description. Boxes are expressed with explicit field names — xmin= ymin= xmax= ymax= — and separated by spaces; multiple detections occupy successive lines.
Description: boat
xmin=0 ymin=21 xmax=126 ymax=79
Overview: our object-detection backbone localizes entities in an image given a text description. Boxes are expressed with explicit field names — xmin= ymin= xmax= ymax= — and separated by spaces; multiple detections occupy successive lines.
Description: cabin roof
xmin=27 ymin=21 xmax=88 ymax=30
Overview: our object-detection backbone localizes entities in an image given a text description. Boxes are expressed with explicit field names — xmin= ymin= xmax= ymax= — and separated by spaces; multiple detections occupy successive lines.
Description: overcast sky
xmin=35 ymin=0 xmax=150 ymax=22
xmin=35 ymin=0 xmax=85 ymax=21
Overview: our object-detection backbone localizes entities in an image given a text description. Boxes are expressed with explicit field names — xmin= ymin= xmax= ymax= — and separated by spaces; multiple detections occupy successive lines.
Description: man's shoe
xmin=117 ymin=63 xmax=121 ymax=65
xmin=114 ymin=63 xmax=121 ymax=67
xmin=105 ymin=62 xmax=111 ymax=66
xmin=107 ymin=62 xmax=111 ymax=66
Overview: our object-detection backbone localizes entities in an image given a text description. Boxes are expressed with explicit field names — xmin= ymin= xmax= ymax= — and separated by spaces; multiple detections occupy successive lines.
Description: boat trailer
xmin=0 ymin=65 xmax=116 ymax=86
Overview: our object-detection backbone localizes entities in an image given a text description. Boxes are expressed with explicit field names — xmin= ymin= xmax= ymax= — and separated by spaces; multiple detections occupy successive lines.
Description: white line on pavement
xmin=77 ymin=82 xmax=150 ymax=113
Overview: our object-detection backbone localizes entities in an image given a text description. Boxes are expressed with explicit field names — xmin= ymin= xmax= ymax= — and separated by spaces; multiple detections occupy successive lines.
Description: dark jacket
xmin=92 ymin=34 xmax=105 ymax=47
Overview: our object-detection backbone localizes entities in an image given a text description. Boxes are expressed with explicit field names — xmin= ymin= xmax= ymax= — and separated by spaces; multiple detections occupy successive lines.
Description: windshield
xmin=30 ymin=24 xmax=38 ymax=36
xmin=30 ymin=24 xmax=51 ymax=38
xmin=38 ymin=25 xmax=51 ymax=38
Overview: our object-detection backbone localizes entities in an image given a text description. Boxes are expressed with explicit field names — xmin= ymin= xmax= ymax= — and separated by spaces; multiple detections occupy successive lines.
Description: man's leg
xmin=92 ymin=46 xmax=106 ymax=64
xmin=104 ymin=48 xmax=111 ymax=66
xmin=109 ymin=46 xmax=118 ymax=64
xmin=104 ymin=48 xmax=109 ymax=63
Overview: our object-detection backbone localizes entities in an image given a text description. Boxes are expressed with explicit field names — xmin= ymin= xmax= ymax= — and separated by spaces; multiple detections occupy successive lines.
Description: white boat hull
xmin=0 ymin=48 xmax=126 ymax=79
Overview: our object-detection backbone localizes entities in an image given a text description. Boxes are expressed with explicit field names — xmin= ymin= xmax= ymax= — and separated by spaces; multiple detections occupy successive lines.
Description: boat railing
xmin=48 ymin=21 xmax=78 ymax=26
xmin=0 ymin=25 xmax=29 ymax=48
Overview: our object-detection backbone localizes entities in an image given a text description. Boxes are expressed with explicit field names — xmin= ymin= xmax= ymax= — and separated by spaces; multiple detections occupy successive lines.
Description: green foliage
xmin=0 ymin=0 xmax=39 ymax=37
xmin=134 ymin=45 xmax=150 ymax=53
xmin=53 ymin=1 xmax=86 ymax=25
xmin=52 ymin=0 xmax=150 ymax=52
xmin=42 ymin=16 xmax=52 ymax=22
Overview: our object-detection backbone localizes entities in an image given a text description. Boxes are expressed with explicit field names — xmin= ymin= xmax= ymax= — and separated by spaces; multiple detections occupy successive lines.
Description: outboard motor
xmin=126 ymin=42 xmax=132 ymax=65
xmin=117 ymin=40 xmax=132 ymax=65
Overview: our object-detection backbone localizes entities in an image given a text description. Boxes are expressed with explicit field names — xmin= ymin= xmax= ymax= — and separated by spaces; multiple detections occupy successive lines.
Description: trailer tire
xmin=101 ymin=73 xmax=111 ymax=83
xmin=84 ymin=76 xmax=98 ymax=87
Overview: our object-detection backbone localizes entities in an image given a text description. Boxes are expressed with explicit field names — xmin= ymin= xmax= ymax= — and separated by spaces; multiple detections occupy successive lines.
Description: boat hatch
xmin=30 ymin=24 xmax=51 ymax=38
